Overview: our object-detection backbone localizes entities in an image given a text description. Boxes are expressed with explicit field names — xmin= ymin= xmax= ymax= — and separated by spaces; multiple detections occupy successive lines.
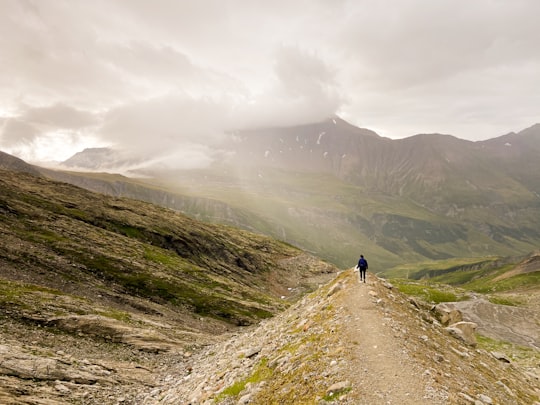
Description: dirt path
xmin=338 ymin=272 xmax=438 ymax=404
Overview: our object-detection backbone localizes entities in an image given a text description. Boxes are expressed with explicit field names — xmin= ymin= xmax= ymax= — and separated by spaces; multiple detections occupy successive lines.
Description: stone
xmin=242 ymin=346 xmax=262 ymax=359
xmin=477 ymin=393 xmax=493 ymax=404
xmin=458 ymin=392 xmax=476 ymax=403
xmin=490 ymin=351 xmax=511 ymax=363
xmin=0 ymin=345 xmax=104 ymax=384
xmin=327 ymin=282 xmax=343 ymax=297
xmin=54 ymin=383 xmax=71 ymax=394
xmin=326 ymin=380 xmax=351 ymax=396
xmin=434 ymin=304 xmax=463 ymax=326
xmin=238 ymin=393 xmax=252 ymax=404
xmin=496 ymin=380 xmax=515 ymax=397
xmin=445 ymin=322 xmax=477 ymax=346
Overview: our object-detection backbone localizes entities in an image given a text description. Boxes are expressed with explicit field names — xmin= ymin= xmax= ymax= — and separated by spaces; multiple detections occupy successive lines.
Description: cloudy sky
xmin=1 ymin=0 xmax=539 ymax=166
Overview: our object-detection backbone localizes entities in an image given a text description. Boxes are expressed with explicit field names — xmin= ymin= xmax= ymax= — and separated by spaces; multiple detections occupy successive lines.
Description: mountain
xmin=62 ymin=147 xmax=147 ymax=172
xmin=225 ymin=116 xmax=383 ymax=175
xmin=227 ymin=119 xmax=540 ymax=206
xmin=48 ymin=119 xmax=540 ymax=270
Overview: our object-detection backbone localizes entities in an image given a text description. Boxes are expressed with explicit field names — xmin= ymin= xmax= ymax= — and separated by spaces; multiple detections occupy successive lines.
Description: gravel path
xmin=339 ymin=272 xmax=436 ymax=404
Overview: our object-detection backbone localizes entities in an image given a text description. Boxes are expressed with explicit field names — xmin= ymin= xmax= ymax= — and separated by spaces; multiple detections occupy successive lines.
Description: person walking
xmin=357 ymin=254 xmax=368 ymax=283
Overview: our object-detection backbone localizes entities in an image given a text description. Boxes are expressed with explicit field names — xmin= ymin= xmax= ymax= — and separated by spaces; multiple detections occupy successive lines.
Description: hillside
xmin=0 ymin=168 xmax=336 ymax=404
xmin=0 ymin=150 xmax=42 ymax=176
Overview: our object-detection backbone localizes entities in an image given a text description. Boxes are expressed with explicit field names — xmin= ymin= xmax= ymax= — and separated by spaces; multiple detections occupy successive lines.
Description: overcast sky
xmin=1 ymin=0 xmax=539 ymax=165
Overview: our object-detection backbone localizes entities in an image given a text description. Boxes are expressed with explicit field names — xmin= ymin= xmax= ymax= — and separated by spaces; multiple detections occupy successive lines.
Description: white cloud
xmin=0 ymin=0 xmax=539 ymax=164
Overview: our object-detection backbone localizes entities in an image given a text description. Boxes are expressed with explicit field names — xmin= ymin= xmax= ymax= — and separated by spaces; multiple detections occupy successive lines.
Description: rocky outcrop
xmin=0 ymin=344 xmax=112 ymax=384
xmin=443 ymin=299 xmax=540 ymax=349
xmin=0 ymin=340 xmax=160 ymax=404
xmin=433 ymin=303 xmax=464 ymax=326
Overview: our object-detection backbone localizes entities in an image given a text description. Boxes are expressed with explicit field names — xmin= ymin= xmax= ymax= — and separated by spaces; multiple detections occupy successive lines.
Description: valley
xmin=48 ymin=118 xmax=540 ymax=270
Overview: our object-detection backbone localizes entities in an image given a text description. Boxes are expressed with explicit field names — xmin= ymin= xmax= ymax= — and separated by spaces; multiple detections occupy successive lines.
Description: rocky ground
xmin=0 ymin=308 xmax=205 ymax=404
xmin=137 ymin=270 xmax=540 ymax=404
xmin=1 ymin=268 xmax=539 ymax=404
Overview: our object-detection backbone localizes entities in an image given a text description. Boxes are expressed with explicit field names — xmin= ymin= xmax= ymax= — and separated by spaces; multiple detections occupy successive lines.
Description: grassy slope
xmin=386 ymin=254 xmax=540 ymax=310
xmin=146 ymin=166 xmax=540 ymax=268
xmin=0 ymin=169 xmax=336 ymax=329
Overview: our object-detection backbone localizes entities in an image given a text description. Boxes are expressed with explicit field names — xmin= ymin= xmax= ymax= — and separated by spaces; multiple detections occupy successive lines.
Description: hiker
xmin=357 ymin=254 xmax=368 ymax=283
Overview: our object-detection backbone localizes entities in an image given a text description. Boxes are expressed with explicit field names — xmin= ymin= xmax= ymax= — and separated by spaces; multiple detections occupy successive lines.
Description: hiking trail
xmin=337 ymin=272 xmax=438 ymax=404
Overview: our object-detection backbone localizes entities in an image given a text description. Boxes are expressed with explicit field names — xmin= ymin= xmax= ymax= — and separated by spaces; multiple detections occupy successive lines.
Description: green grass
xmin=387 ymin=255 xmax=539 ymax=305
xmin=462 ymin=269 xmax=540 ymax=293
xmin=95 ymin=309 xmax=132 ymax=323
xmin=143 ymin=246 xmax=183 ymax=267
xmin=117 ymin=225 xmax=143 ymax=238
xmin=323 ymin=387 xmax=352 ymax=401
xmin=391 ymin=280 xmax=466 ymax=303
xmin=0 ymin=279 xmax=62 ymax=305
xmin=384 ymin=257 xmax=500 ymax=280
xmin=486 ymin=296 xmax=523 ymax=306
xmin=215 ymin=358 xmax=274 ymax=402
xmin=476 ymin=334 xmax=540 ymax=365
xmin=25 ymin=228 xmax=67 ymax=243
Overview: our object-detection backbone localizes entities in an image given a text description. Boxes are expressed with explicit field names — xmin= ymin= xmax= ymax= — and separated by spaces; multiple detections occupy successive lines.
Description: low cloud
xmin=231 ymin=46 xmax=342 ymax=129
xmin=99 ymin=94 xmax=231 ymax=154
xmin=22 ymin=103 xmax=99 ymax=129
xmin=1 ymin=118 xmax=38 ymax=146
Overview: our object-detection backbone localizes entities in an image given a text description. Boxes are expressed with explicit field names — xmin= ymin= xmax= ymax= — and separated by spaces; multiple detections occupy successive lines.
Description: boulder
xmin=327 ymin=282 xmax=343 ymax=297
xmin=326 ymin=380 xmax=351 ymax=396
xmin=433 ymin=304 xmax=463 ymax=326
xmin=445 ymin=322 xmax=477 ymax=346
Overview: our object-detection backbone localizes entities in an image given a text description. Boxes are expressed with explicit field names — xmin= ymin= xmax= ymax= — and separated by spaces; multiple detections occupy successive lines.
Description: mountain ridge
xmin=34 ymin=118 xmax=540 ymax=270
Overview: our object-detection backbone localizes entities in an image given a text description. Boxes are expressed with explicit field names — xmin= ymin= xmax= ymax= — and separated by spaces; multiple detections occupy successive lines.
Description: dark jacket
xmin=358 ymin=257 xmax=368 ymax=270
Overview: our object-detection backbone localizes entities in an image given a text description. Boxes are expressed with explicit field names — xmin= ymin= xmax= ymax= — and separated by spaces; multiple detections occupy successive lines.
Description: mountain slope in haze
xmin=0 ymin=167 xmax=336 ymax=404
xmin=227 ymin=118 xmax=540 ymax=209
xmin=0 ymin=150 xmax=42 ymax=176
xmin=48 ymin=118 xmax=540 ymax=270
xmin=0 ymin=169 xmax=335 ymax=326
